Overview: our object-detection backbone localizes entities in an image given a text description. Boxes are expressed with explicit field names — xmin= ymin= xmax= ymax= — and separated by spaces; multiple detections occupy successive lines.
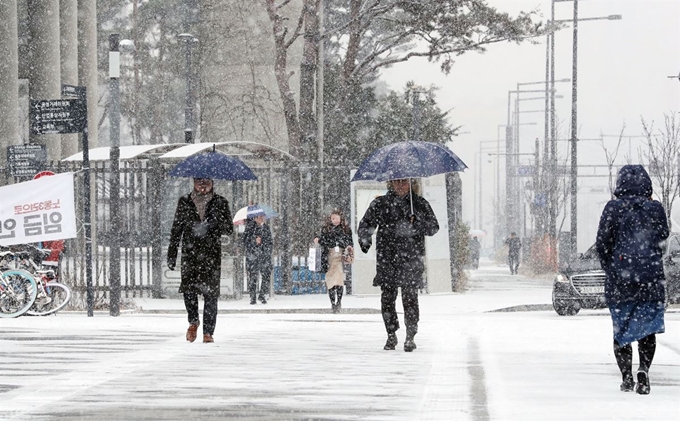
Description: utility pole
xmin=109 ymin=34 xmax=121 ymax=317
xmin=506 ymin=92 xmax=514 ymax=239
xmin=179 ymin=34 xmax=197 ymax=143
xmin=569 ymin=0 xmax=579 ymax=255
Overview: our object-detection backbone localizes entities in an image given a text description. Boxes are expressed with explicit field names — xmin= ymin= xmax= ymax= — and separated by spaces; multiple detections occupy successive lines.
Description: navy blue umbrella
xmin=351 ymin=141 xmax=467 ymax=182
xmin=168 ymin=151 xmax=257 ymax=180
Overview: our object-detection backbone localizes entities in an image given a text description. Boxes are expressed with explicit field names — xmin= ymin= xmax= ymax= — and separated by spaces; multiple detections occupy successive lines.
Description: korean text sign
xmin=0 ymin=172 xmax=77 ymax=246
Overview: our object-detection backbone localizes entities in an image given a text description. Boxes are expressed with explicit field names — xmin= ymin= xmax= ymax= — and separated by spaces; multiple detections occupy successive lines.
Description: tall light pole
xmin=569 ymin=0 xmax=579 ymax=256
xmin=477 ymin=140 xmax=505 ymax=234
xmin=506 ymin=88 xmax=546 ymax=240
xmin=551 ymin=1 xmax=622 ymax=254
xmin=109 ymin=34 xmax=121 ymax=317
xmin=108 ymin=34 xmax=134 ymax=317
xmin=179 ymin=33 xmax=198 ymax=143
xmin=510 ymin=86 xmax=560 ymax=237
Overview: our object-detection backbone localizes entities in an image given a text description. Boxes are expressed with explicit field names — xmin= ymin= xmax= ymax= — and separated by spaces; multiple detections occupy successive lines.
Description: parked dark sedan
xmin=552 ymin=233 xmax=680 ymax=316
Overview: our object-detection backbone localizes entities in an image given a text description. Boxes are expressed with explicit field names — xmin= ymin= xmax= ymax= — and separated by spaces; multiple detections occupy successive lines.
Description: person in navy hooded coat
xmin=596 ymin=165 xmax=669 ymax=395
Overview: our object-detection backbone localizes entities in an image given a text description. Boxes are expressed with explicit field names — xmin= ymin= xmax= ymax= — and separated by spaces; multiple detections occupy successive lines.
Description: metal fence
xmin=3 ymin=160 xmax=351 ymax=303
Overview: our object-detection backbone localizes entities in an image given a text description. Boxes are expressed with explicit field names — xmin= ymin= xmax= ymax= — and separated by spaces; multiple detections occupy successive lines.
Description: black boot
xmin=636 ymin=371 xmax=650 ymax=395
xmin=614 ymin=340 xmax=633 ymax=392
xmin=636 ymin=335 xmax=656 ymax=395
xmin=328 ymin=287 xmax=337 ymax=312
xmin=383 ymin=333 xmax=398 ymax=350
xmin=335 ymin=286 xmax=343 ymax=313
xmin=404 ymin=328 xmax=417 ymax=352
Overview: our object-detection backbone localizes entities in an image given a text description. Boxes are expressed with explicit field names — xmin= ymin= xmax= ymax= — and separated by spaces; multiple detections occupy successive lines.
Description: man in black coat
xmin=167 ymin=178 xmax=232 ymax=343
xmin=358 ymin=178 xmax=439 ymax=352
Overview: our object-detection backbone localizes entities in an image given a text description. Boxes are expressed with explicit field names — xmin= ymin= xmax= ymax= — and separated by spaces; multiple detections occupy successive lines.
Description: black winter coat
xmin=167 ymin=193 xmax=233 ymax=294
xmin=317 ymin=224 xmax=353 ymax=273
xmin=596 ymin=165 xmax=669 ymax=304
xmin=242 ymin=220 xmax=273 ymax=273
xmin=358 ymin=190 xmax=439 ymax=288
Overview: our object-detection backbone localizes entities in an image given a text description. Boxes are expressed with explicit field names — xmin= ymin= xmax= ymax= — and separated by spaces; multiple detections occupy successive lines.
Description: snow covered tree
xmin=642 ymin=112 xmax=680 ymax=226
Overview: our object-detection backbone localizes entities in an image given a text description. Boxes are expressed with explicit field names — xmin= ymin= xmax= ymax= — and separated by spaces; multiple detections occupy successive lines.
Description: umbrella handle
xmin=409 ymin=179 xmax=414 ymax=218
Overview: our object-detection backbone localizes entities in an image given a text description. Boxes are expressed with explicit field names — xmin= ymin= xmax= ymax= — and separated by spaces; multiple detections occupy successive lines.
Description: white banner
xmin=0 ymin=173 xmax=77 ymax=246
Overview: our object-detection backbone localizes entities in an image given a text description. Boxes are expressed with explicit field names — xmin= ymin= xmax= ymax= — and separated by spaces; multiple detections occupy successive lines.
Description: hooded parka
xmin=358 ymin=190 xmax=439 ymax=288
xmin=595 ymin=165 xmax=669 ymax=305
xmin=168 ymin=193 xmax=233 ymax=295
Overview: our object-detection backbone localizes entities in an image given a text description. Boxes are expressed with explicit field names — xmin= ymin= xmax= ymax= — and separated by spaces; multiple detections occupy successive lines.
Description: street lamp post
xmin=552 ymin=0 xmax=622 ymax=255
xmin=477 ymin=140 xmax=505 ymax=233
xmin=506 ymin=88 xmax=547 ymax=240
xmin=179 ymin=34 xmax=198 ymax=143
xmin=108 ymin=34 xmax=134 ymax=317
xmin=109 ymin=34 xmax=122 ymax=317
xmin=569 ymin=0 xmax=580 ymax=256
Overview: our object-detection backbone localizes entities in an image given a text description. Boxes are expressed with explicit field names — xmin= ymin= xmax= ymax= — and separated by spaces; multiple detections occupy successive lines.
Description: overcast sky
xmin=380 ymin=0 xmax=680 ymax=248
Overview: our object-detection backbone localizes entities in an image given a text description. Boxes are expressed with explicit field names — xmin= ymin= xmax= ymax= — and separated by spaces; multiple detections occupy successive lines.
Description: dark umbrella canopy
xmin=350 ymin=141 xmax=467 ymax=182
xmin=168 ymin=151 xmax=257 ymax=180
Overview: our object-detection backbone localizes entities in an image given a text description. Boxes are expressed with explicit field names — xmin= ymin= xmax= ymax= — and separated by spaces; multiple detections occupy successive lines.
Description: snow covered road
xmin=1 ymin=260 xmax=678 ymax=420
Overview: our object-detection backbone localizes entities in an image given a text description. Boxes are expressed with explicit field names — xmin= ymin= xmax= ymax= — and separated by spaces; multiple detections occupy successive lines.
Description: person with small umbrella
xmin=241 ymin=205 xmax=273 ymax=305
xmin=167 ymin=178 xmax=233 ymax=343
xmin=358 ymin=178 xmax=439 ymax=352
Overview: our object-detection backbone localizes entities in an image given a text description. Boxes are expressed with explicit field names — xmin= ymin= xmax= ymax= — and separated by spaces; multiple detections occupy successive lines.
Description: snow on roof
xmin=62 ymin=144 xmax=183 ymax=162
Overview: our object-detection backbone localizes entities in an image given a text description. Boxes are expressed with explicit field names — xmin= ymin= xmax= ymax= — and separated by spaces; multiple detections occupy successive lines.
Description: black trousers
xmin=508 ymin=253 xmax=520 ymax=274
xmin=183 ymin=284 xmax=219 ymax=336
xmin=247 ymin=269 xmax=271 ymax=300
xmin=380 ymin=285 xmax=419 ymax=335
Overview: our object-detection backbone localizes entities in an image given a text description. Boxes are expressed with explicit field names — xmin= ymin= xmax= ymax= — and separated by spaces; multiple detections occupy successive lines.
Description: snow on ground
xmin=0 ymin=258 xmax=678 ymax=420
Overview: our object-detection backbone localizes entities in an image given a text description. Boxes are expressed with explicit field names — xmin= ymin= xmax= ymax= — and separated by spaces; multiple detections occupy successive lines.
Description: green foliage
xmin=324 ymin=79 xmax=459 ymax=169
xmin=323 ymin=64 xmax=378 ymax=168
xmin=367 ymin=82 xmax=460 ymax=151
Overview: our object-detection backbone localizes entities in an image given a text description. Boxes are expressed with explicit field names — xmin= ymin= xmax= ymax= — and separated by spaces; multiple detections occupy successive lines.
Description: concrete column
xmin=0 ymin=0 xmax=20 ymax=182
xmin=60 ymin=0 xmax=78 ymax=158
xmin=78 ymin=0 xmax=98 ymax=148
xmin=27 ymin=0 xmax=61 ymax=161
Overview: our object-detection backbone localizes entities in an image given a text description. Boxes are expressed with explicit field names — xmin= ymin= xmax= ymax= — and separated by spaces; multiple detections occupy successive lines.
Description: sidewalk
xmin=1 ymin=259 xmax=678 ymax=421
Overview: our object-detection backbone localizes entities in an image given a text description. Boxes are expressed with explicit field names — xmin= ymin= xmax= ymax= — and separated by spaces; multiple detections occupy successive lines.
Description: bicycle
xmin=1 ymin=245 xmax=71 ymax=316
xmin=0 ymin=249 xmax=38 ymax=318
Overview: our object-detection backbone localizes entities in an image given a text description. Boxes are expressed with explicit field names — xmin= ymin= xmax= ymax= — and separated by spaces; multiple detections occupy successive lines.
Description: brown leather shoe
xmin=186 ymin=323 xmax=199 ymax=343
xmin=203 ymin=334 xmax=214 ymax=343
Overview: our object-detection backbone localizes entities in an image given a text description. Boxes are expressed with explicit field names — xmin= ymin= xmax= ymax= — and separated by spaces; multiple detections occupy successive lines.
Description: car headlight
xmin=554 ymin=274 xmax=569 ymax=283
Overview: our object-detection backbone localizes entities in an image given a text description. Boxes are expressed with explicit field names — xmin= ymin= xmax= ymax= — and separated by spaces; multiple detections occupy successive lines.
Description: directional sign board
xmin=62 ymin=84 xmax=87 ymax=100
xmin=30 ymin=99 xmax=87 ymax=135
xmin=7 ymin=144 xmax=47 ymax=177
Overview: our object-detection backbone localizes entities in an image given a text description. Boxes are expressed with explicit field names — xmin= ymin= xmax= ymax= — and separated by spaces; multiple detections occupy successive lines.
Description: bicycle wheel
xmin=26 ymin=282 xmax=71 ymax=316
xmin=0 ymin=269 xmax=38 ymax=318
